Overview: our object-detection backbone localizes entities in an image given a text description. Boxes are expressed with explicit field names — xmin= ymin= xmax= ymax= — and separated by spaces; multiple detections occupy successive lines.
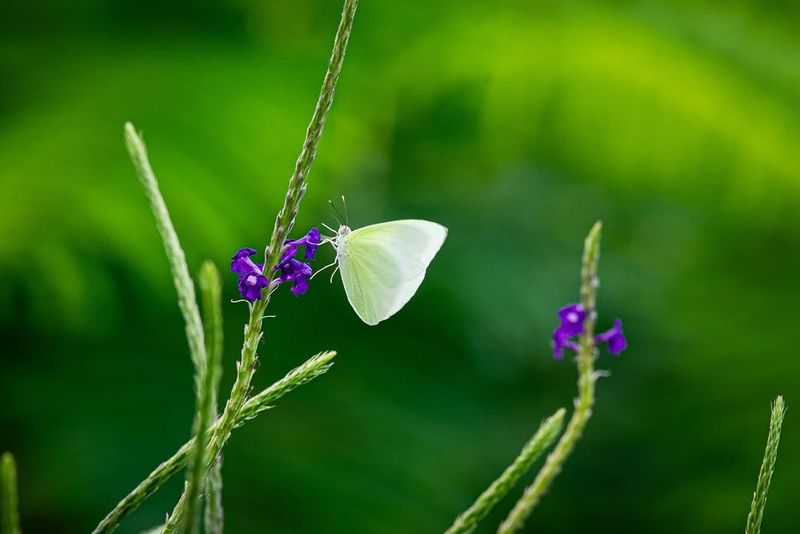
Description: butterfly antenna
xmin=341 ymin=195 xmax=349 ymax=225
xmin=328 ymin=199 xmax=344 ymax=226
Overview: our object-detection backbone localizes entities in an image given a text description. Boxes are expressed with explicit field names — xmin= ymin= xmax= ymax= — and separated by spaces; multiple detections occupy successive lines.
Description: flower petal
xmin=557 ymin=303 xmax=586 ymax=337
xmin=231 ymin=247 xmax=260 ymax=276
xmin=304 ymin=227 xmax=321 ymax=259
xmin=596 ymin=318 xmax=627 ymax=355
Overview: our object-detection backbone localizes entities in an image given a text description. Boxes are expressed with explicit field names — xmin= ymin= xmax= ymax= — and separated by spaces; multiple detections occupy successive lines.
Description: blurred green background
xmin=1 ymin=0 xmax=799 ymax=532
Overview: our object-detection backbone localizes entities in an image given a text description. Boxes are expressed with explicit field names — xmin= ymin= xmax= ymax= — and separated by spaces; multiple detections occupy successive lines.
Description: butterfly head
xmin=324 ymin=224 xmax=351 ymax=256
xmin=337 ymin=225 xmax=351 ymax=239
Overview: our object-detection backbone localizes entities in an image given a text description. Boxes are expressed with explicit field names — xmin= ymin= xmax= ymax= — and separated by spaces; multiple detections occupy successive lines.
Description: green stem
xmin=445 ymin=409 xmax=565 ymax=534
xmin=235 ymin=351 xmax=338 ymax=426
xmin=91 ymin=351 xmax=336 ymax=534
xmin=264 ymin=0 xmax=359 ymax=262
xmin=199 ymin=262 xmax=225 ymax=534
xmin=124 ymin=123 xmax=206 ymax=394
xmin=163 ymin=0 xmax=358 ymax=527
xmin=498 ymin=222 xmax=603 ymax=534
xmin=745 ymin=395 xmax=786 ymax=534
xmin=165 ymin=269 xmax=223 ymax=534
xmin=1 ymin=452 xmax=21 ymax=534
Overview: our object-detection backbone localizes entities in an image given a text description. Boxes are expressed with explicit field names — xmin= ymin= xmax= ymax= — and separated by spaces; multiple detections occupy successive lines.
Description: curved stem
xmin=445 ymin=409 xmax=565 ymax=534
xmin=124 ymin=124 xmax=207 ymax=394
xmin=91 ymin=352 xmax=336 ymax=534
xmin=169 ymin=273 xmax=222 ymax=534
xmin=498 ymin=222 xmax=602 ymax=534
xmin=199 ymin=262 xmax=225 ymax=534
xmin=264 ymin=0 xmax=359 ymax=263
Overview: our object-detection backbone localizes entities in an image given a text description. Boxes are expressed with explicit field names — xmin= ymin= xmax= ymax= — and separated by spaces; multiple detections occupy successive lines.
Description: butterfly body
xmin=333 ymin=219 xmax=447 ymax=325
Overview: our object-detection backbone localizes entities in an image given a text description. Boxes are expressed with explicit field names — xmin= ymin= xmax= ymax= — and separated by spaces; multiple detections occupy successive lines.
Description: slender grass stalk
xmin=199 ymin=263 xmax=224 ymax=403
xmin=745 ymin=395 xmax=786 ymax=534
xmin=91 ymin=351 xmax=336 ymax=534
xmin=445 ymin=409 xmax=566 ymax=534
xmin=163 ymin=267 xmax=224 ymax=533
xmin=264 ymin=0 xmax=359 ymax=261
xmin=161 ymin=0 xmax=358 ymax=528
xmin=498 ymin=222 xmax=603 ymax=534
xmin=1 ymin=452 xmax=21 ymax=534
xmin=124 ymin=123 xmax=207 ymax=394
xmin=235 ymin=350 xmax=338 ymax=426
xmin=199 ymin=262 xmax=225 ymax=534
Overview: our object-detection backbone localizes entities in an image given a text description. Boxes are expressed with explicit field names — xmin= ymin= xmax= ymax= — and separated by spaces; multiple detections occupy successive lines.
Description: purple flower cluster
xmin=552 ymin=303 xmax=627 ymax=359
xmin=230 ymin=227 xmax=321 ymax=302
xmin=275 ymin=227 xmax=321 ymax=296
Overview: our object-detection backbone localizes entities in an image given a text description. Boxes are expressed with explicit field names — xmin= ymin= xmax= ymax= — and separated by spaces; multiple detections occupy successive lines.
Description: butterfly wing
xmin=338 ymin=219 xmax=447 ymax=325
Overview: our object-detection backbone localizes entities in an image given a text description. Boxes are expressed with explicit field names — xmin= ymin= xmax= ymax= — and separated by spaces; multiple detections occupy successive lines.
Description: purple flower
xmin=551 ymin=303 xmax=586 ymax=359
xmin=596 ymin=319 xmax=627 ymax=355
xmin=303 ymin=227 xmax=321 ymax=259
xmin=231 ymin=247 xmax=259 ymax=276
xmin=281 ymin=227 xmax=321 ymax=262
xmin=551 ymin=302 xmax=627 ymax=359
xmin=290 ymin=273 xmax=309 ymax=295
xmin=275 ymin=257 xmax=313 ymax=295
xmin=230 ymin=247 xmax=269 ymax=301
xmin=233 ymin=228 xmax=319 ymax=300
xmin=237 ymin=271 xmax=269 ymax=301
xmin=552 ymin=327 xmax=579 ymax=360
xmin=557 ymin=303 xmax=586 ymax=337
xmin=273 ymin=227 xmax=320 ymax=296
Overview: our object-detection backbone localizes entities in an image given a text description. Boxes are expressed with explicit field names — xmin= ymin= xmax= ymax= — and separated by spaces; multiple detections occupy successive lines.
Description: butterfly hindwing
xmin=338 ymin=219 xmax=447 ymax=325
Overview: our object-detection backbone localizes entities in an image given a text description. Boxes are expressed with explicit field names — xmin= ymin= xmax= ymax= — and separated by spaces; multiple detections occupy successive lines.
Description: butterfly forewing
xmin=338 ymin=220 xmax=447 ymax=325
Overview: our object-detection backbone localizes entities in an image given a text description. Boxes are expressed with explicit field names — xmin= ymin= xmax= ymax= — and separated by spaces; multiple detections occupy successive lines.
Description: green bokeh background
xmin=1 ymin=1 xmax=798 ymax=532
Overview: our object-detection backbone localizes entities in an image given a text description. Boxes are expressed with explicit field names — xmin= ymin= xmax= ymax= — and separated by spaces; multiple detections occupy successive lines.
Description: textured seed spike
xmin=745 ymin=396 xmax=786 ymax=534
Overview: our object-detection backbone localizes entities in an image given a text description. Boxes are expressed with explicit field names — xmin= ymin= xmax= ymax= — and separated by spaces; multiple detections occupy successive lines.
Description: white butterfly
xmin=323 ymin=219 xmax=447 ymax=325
